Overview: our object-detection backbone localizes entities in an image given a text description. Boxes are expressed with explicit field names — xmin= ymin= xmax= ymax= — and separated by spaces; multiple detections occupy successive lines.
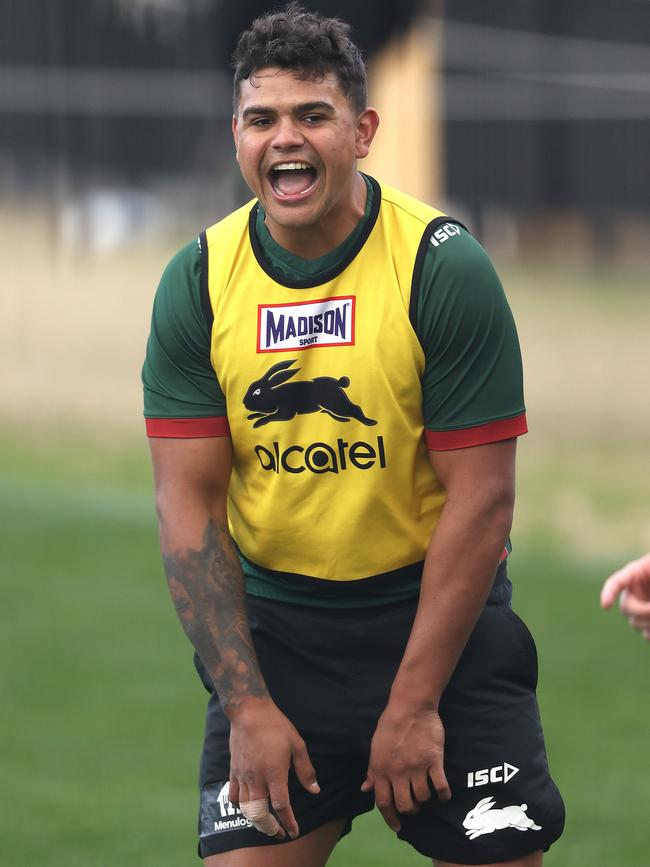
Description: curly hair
xmin=232 ymin=3 xmax=367 ymax=114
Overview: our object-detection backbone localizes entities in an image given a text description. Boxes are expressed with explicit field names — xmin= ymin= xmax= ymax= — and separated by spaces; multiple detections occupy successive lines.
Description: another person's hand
xmin=228 ymin=698 xmax=320 ymax=839
xmin=361 ymin=704 xmax=451 ymax=832
xmin=601 ymin=553 xmax=650 ymax=640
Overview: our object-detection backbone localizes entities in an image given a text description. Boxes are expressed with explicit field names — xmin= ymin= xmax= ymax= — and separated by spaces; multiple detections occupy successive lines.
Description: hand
xmin=601 ymin=553 xmax=650 ymax=639
xmin=227 ymin=697 xmax=320 ymax=839
xmin=361 ymin=704 xmax=451 ymax=832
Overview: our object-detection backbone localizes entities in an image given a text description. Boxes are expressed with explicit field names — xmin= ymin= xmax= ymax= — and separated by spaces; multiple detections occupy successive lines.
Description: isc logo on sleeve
xmin=258 ymin=296 xmax=355 ymax=353
xmin=429 ymin=222 xmax=462 ymax=247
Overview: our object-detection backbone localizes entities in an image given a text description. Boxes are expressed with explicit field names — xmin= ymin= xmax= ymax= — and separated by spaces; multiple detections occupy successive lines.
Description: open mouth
xmin=269 ymin=161 xmax=318 ymax=198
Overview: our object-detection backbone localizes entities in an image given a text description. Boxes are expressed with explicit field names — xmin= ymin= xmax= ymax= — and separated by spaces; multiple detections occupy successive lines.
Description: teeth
xmin=273 ymin=162 xmax=312 ymax=171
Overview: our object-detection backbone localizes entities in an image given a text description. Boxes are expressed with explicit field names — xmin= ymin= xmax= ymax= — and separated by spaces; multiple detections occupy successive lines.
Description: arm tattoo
xmin=162 ymin=519 xmax=269 ymax=713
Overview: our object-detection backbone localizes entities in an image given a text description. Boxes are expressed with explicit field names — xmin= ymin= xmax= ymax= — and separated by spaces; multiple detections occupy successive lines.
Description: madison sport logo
xmin=257 ymin=296 xmax=355 ymax=352
xmin=243 ymin=360 xmax=376 ymax=428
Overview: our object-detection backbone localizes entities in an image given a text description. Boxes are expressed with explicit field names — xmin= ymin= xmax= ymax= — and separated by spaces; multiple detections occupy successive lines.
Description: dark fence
xmin=443 ymin=1 xmax=650 ymax=216
xmin=1 ymin=0 xmax=648 ymax=236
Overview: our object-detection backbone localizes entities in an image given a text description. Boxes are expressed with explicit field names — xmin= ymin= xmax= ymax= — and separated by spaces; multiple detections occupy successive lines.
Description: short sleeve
xmin=142 ymin=238 xmax=229 ymax=437
xmin=415 ymin=228 xmax=527 ymax=450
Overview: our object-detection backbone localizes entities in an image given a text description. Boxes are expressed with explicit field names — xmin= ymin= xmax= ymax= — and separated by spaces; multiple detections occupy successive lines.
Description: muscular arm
xmin=393 ymin=439 xmax=516 ymax=705
xmin=149 ymin=435 xmax=318 ymax=837
xmin=151 ymin=436 xmax=269 ymax=712
xmin=363 ymin=439 xmax=516 ymax=830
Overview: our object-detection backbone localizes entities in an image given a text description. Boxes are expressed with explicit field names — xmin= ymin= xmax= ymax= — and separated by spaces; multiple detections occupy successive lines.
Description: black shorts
xmin=195 ymin=564 xmax=565 ymax=863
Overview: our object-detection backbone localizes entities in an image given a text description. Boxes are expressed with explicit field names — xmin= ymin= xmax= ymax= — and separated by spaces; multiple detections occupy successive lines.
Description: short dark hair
xmin=232 ymin=2 xmax=367 ymax=114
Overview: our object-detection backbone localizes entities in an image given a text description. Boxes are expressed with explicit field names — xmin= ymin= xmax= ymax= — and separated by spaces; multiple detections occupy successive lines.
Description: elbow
xmin=493 ymin=496 xmax=515 ymax=541
xmin=485 ymin=482 xmax=516 ymax=541
xmin=153 ymin=478 xmax=228 ymax=542
xmin=154 ymin=484 xmax=173 ymax=528
xmin=448 ymin=480 xmax=515 ymax=541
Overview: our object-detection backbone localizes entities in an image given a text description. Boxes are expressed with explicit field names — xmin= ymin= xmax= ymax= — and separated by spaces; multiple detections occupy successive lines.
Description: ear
xmin=475 ymin=798 xmax=495 ymax=814
xmin=269 ymin=368 xmax=298 ymax=387
xmin=232 ymin=115 xmax=239 ymax=154
xmin=264 ymin=359 xmax=297 ymax=380
xmin=355 ymin=107 xmax=380 ymax=160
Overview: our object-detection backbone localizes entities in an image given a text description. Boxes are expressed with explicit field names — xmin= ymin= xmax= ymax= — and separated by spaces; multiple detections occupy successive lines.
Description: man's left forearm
xmin=388 ymin=486 xmax=514 ymax=712
xmin=362 ymin=440 xmax=518 ymax=828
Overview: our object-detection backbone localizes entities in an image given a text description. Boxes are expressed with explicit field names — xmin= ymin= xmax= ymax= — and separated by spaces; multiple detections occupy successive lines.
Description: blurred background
xmin=2 ymin=1 xmax=649 ymax=864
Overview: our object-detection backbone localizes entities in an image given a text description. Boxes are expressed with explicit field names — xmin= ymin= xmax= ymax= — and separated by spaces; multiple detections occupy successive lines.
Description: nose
xmin=271 ymin=116 xmax=304 ymax=150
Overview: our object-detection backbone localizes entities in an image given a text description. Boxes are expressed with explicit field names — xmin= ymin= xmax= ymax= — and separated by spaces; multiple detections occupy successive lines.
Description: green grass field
xmin=1 ymin=430 xmax=649 ymax=867
xmin=2 ymin=256 xmax=649 ymax=865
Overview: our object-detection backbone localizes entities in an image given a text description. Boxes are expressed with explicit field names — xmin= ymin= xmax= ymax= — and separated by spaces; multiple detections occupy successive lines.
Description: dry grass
xmin=1 ymin=208 xmax=167 ymax=440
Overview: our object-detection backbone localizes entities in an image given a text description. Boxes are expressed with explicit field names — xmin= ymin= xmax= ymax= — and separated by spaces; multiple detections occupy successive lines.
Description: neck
xmin=264 ymin=172 xmax=367 ymax=259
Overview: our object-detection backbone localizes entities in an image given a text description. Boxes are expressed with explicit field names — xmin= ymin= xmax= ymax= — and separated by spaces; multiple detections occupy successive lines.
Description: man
xmin=143 ymin=4 xmax=564 ymax=865
xmin=602 ymin=553 xmax=650 ymax=639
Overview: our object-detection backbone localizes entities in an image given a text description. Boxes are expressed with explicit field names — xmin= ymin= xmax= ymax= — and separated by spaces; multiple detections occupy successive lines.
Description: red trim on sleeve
xmin=425 ymin=413 xmax=527 ymax=451
xmin=145 ymin=417 xmax=230 ymax=438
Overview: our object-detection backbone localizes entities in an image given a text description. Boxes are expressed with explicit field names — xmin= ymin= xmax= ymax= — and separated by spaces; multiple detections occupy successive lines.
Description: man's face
xmin=232 ymin=67 xmax=377 ymax=245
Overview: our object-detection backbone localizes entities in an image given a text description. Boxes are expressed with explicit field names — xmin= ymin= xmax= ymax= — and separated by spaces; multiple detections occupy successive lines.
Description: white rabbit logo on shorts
xmin=463 ymin=796 xmax=542 ymax=840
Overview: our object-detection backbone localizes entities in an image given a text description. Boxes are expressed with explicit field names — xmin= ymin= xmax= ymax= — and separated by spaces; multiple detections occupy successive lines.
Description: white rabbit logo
xmin=463 ymin=796 xmax=541 ymax=840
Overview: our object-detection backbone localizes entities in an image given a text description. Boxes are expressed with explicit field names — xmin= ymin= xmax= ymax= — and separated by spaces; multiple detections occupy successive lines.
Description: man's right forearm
xmin=149 ymin=438 xmax=323 ymax=837
xmin=160 ymin=513 xmax=270 ymax=717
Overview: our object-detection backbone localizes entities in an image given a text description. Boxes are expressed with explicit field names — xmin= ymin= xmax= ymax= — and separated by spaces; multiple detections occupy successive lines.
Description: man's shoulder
xmin=163 ymin=193 xmax=256 ymax=275
xmin=376 ymin=179 xmax=447 ymax=230
xmin=204 ymin=196 xmax=258 ymax=240
xmin=157 ymin=237 xmax=202 ymax=301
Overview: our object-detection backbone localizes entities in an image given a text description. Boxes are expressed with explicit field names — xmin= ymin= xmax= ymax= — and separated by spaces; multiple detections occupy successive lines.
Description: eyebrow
xmin=242 ymin=101 xmax=336 ymax=120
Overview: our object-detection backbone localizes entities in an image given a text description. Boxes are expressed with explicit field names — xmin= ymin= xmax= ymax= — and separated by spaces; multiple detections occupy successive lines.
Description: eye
xmin=303 ymin=114 xmax=324 ymax=124
xmin=253 ymin=388 xmax=261 ymax=396
xmin=250 ymin=117 xmax=273 ymax=128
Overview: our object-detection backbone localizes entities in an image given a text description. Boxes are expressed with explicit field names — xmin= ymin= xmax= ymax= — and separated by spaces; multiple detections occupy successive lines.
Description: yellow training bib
xmin=205 ymin=179 xmax=447 ymax=581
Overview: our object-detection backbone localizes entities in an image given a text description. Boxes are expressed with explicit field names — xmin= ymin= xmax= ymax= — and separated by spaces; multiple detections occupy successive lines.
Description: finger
xmin=244 ymin=778 xmax=287 ymax=839
xmin=374 ymin=777 xmax=401 ymax=832
xmin=643 ymin=628 xmax=650 ymax=641
xmin=620 ymin=594 xmax=650 ymax=619
xmin=239 ymin=797 xmax=284 ymax=838
xmin=629 ymin=612 xmax=650 ymax=628
xmin=291 ymin=739 xmax=320 ymax=795
xmin=410 ymin=773 xmax=432 ymax=804
xmin=601 ymin=555 xmax=650 ymax=608
xmin=268 ymin=778 xmax=298 ymax=840
xmin=360 ymin=771 xmax=374 ymax=793
xmin=392 ymin=778 xmax=417 ymax=815
xmin=228 ymin=777 xmax=240 ymax=807
xmin=428 ymin=765 xmax=451 ymax=802
xmin=601 ymin=570 xmax=631 ymax=608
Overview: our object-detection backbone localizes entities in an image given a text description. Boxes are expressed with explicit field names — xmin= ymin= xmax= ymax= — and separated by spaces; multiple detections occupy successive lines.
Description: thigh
xmin=198 ymin=760 xmax=372 ymax=859
xmin=396 ymin=604 xmax=564 ymax=864
xmin=203 ymin=818 xmax=346 ymax=867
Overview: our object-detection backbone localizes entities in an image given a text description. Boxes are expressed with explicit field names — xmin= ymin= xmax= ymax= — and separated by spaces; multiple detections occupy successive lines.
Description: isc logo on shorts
xmin=257 ymin=296 xmax=355 ymax=352
xmin=467 ymin=763 xmax=519 ymax=788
